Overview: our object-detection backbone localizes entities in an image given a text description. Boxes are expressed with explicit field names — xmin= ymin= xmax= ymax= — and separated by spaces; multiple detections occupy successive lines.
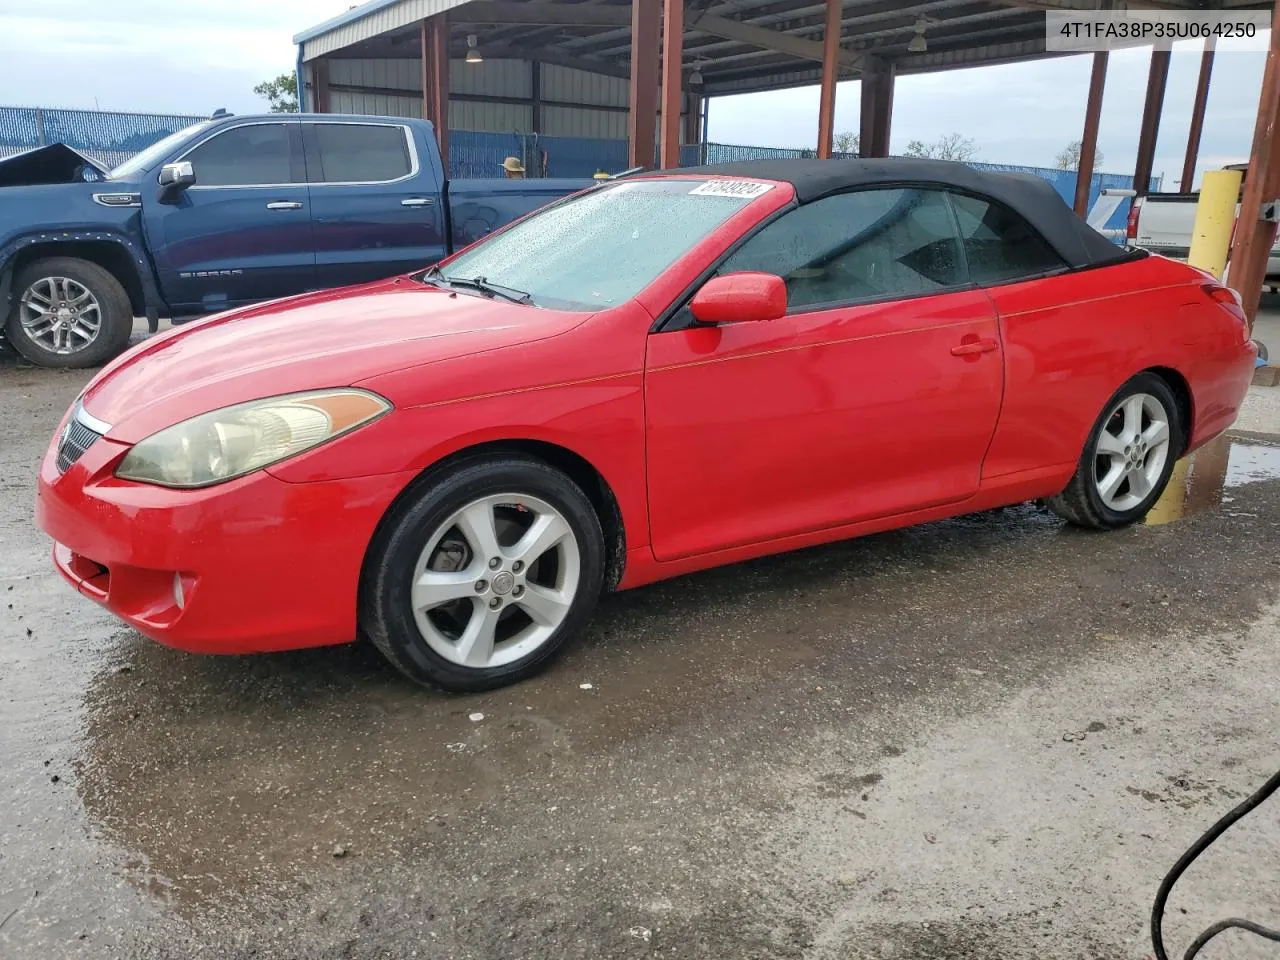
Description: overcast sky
xmin=0 ymin=0 xmax=1267 ymax=188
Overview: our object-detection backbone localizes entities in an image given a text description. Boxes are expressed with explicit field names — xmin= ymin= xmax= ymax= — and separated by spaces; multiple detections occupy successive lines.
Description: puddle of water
xmin=1146 ymin=434 xmax=1280 ymax=525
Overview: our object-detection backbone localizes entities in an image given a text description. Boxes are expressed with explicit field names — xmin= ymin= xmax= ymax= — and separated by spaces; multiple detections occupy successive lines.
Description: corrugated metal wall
xmin=538 ymin=63 xmax=629 ymax=139
xmin=329 ymin=89 xmax=421 ymax=118
xmin=453 ymin=58 xmax=532 ymax=97
xmin=321 ymin=56 xmax=648 ymax=139
xmin=540 ymin=64 xmax=627 ymax=106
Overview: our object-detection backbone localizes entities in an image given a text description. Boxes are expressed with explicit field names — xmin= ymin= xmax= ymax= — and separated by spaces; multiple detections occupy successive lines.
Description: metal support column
xmin=1073 ymin=52 xmax=1107 ymax=216
xmin=660 ymin=0 xmax=684 ymax=169
xmin=1133 ymin=48 xmax=1171 ymax=197
xmin=701 ymin=96 xmax=710 ymax=160
xmin=1181 ymin=38 xmax=1216 ymax=193
xmin=859 ymin=57 xmax=894 ymax=159
xmin=684 ymin=93 xmax=701 ymax=147
xmin=816 ymin=0 xmax=842 ymax=159
xmin=531 ymin=60 xmax=542 ymax=133
xmin=314 ymin=58 xmax=331 ymax=114
xmin=420 ymin=15 xmax=450 ymax=173
xmin=1227 ymin=3 xmax=1280 ymax=332
xmin=629 ymin=0 xmax=661 ymax=169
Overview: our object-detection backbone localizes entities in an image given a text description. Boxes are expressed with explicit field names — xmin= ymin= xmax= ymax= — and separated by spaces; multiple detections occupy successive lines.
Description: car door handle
xmin=950 ymin=338 xmax=999 ymax=356
xmin=401 ymin=198 xmax=436 ymax=207
xmin=266 ymin=201 xmax=304 ymax=210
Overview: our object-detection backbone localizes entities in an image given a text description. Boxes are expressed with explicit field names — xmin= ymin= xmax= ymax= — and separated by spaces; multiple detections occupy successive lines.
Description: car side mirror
xmin=157 ymin=161 xmax=196 ymax=204
xmin=689 ymin=271 xmax=787 ymax=325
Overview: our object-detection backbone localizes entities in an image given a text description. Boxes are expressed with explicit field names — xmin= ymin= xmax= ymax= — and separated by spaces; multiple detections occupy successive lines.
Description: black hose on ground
xmin=1152 ymin=766 xmax=1280 ymax=960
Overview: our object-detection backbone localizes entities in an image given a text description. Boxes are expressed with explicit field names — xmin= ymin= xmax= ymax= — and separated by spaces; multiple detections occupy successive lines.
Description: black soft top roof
xmin=674 ymin=157 xmax=1126 ymax=269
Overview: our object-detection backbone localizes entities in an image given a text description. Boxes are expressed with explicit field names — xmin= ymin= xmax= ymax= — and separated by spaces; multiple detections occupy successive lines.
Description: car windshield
xmin=107 ymin=122 xmax=213 ymax=180
xmin=434 ymin=179 xmax=775 ymax=310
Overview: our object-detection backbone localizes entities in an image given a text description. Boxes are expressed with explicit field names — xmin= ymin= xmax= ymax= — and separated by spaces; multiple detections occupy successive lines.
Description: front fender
xmin=0 ymin=184 xmax=164 ymax=317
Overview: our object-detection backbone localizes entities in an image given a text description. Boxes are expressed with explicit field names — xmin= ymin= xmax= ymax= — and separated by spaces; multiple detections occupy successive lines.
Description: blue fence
xmin=1 ymin=104 xmax=1152 ymax=231
xmin=0 ymin=105 xmax=207 ymax=169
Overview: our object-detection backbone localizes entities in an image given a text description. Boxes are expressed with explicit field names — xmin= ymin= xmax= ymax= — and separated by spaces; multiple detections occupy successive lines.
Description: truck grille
xmin=56 ymin=415 xmax=103 ymax=473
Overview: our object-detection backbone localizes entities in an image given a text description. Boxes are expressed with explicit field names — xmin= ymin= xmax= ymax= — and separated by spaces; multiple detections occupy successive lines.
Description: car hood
xmin=0 ymin=143 xmax=109 ymax=187
xmin=81 ymin=278 xmax=590 ymax=443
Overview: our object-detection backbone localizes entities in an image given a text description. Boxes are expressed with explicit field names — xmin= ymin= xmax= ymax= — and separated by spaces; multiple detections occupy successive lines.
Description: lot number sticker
xmin=689 ymin=179 xmax=774 ymax=199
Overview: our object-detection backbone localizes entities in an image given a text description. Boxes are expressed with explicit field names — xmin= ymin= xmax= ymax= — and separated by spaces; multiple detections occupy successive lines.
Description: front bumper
xmin=35 ymin=432 xmax=415 ymax=654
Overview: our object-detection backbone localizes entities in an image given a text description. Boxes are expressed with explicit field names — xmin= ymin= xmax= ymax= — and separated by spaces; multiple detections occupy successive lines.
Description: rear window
xmin=949 ymin=192 xmax=1067 ymax=283
xmin=308 ymin=123 xmax=413 ymax=183
xmin=434 ymin=179 xmax=774 ymax=310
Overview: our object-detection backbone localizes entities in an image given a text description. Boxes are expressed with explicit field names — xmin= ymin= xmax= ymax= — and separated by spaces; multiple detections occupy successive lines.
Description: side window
xmin=717 ymin=188 xmax=964 ymax=310
xmin=309 ymin=124 xmax=413 ymax=183
xmin=948 ymin=192 xmax=1067 ymax=283
xmin=183 ymin=123 xmax=300 ymax=187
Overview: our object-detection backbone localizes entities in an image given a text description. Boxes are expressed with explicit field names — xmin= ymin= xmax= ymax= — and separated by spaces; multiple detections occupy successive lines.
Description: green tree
xmin=833 ymin=131 xmax=860 ymax=155
xmin=1056 ymin=140 xmax=1103 ymax=171
xmin=903 ymin=133 xmax=977 ymax=162
xmin=254 ymin=73 xmax=299 ymax=113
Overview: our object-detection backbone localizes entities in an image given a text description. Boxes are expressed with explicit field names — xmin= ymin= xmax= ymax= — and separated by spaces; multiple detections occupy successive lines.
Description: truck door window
xmin=948 ymin=192 xmax=1067 ymax=284
xmin=307 ymin=123 xmax=414 ymax=184
xmin=182 ymin=123 xmax=302 ymax=187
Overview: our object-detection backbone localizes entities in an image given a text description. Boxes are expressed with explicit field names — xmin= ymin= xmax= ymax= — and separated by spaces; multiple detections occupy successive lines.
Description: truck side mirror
xmin=157 ymin=161 xmax=196 ymax=204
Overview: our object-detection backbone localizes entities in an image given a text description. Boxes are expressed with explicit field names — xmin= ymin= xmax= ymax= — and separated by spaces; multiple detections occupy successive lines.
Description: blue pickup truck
xmin=0 ymin=113 xmax=591 ymax=368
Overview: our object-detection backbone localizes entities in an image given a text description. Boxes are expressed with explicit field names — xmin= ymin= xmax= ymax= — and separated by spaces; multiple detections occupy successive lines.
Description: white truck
xmin=1128 ymin=163 xmax=1280 ymax=280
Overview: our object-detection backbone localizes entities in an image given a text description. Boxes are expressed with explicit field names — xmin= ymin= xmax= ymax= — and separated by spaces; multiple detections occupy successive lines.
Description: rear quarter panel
xmin=981 ymin=254 xmax=1250 ymax=485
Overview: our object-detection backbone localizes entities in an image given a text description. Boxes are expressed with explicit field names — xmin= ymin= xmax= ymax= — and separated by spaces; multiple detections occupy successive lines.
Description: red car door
xmin=644 ymin=188 xmax=1004 ymax=562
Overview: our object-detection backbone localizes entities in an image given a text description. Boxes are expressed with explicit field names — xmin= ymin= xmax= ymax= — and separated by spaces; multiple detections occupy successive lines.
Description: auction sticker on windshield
xmin=688 ymin=180 xmax=774 ymax=199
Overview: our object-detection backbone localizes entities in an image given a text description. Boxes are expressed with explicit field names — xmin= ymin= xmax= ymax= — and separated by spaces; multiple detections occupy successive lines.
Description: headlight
xmin=115 ymin=389 xmax=391 ymax=488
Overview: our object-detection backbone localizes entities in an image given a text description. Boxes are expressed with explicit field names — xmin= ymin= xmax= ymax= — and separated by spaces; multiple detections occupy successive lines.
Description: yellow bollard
xmin=1187 ymin=168 xmax=1243 ymax=279
xmin=1145 ymin=457 xmax=1191 ymax=526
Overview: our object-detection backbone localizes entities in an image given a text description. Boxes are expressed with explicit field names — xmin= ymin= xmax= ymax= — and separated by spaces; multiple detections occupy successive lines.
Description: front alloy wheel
xmin=5 ymin=256 xmax=134 ymax=368
xmin=412 ymin=494 xmax=581 ymax=670
xmin=20 ymin=276 xmax=103 ymax=355
xmin=361 ymin=456 xmax=606 ymax=691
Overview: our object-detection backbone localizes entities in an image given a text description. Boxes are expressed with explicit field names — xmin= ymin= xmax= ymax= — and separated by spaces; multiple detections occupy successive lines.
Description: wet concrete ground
xmin=3 ymin=364 xmax=1280 ymax=959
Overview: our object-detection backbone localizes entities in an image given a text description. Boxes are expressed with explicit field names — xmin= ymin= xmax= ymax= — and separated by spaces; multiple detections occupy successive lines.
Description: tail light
xmin=1126 ymin=201 xmax=1141 ymax=242
xmin=1202 ymin=282 xmax=1247 ymax=324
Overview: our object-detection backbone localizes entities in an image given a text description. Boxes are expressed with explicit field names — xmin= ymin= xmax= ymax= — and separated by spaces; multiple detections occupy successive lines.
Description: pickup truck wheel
xmin=1045 ymin=373 xmax=1184 ymax=529
xmin=5 ymin=257 xmax=133 ymax=368
xmin=360 ymin=456 xmax=606 ymax=692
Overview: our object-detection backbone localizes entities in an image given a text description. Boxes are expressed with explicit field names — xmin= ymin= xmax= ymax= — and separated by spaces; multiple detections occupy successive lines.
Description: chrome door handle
xmin=266 ymin=201 xmax=304 ymax=210
xmin=401 ymin=197 xmax=436 ymax=207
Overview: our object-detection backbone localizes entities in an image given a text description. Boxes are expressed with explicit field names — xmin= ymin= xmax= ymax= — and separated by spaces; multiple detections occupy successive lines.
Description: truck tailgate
xmin=1135 ymin=194 xmax=1198 ymax=258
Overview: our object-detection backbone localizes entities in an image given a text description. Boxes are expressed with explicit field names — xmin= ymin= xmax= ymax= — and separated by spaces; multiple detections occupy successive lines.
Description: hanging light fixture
xmin=907 ymin=18 xmax=928 ymax=53
xmin=689 ymin=65 xmax=704 ymax=86
xmin=465 ymin=34 xmax=483 ymax=64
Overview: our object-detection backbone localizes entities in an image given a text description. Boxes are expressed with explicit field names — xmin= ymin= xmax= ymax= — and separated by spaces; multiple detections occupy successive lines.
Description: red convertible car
xmin=36 ymin=159 xmax=1257 ymax=691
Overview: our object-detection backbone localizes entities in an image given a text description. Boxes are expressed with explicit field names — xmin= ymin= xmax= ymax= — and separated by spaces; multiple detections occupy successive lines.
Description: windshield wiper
xmin=439 ymin=274 xmax=532 ymax=304
xmin=416 ymin=264 xmax=444 ymax=286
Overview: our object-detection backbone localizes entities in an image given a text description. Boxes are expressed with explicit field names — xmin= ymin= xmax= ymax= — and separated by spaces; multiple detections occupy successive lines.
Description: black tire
xmin=4 ymin=257 xmax=133 ymax=368
xmin=1046 ymin=372 xmax=1185 ymax=530
xmin=360 ymin=456 xmax=606 ymax=692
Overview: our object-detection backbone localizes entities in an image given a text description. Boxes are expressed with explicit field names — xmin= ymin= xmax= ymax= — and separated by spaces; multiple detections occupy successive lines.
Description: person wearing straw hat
xmin=502 ymin=156 xmax=525 ymax=179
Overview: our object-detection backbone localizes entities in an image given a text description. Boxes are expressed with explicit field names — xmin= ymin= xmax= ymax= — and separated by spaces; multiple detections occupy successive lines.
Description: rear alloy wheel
xmin=5 ymin=257 xmax=133 ymax=368
xmin=361 ymin=457 xmax=605 ymax=691
xmin=1046 ymin=373 xmax=1184 ymax=529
